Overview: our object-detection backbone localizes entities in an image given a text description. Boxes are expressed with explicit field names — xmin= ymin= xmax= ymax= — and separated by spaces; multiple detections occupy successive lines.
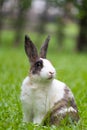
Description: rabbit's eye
xmin=32 ymin=60 xmax=43 ymax=74
xmin=35 ymin=60 xmax=43 ymax=68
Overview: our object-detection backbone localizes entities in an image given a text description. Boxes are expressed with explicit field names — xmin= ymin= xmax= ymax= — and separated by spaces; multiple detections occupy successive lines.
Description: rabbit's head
xmin=25 ymin=35 xmax=56 ymax=82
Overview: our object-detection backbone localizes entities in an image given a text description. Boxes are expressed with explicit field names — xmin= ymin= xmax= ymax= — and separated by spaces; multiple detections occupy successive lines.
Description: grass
xmin=0 ymin=46 xmax=87 ymax=130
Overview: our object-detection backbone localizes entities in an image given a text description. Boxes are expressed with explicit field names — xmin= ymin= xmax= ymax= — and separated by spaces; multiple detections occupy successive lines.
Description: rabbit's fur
xmin=20 ymin=35 xmax=79 ymax=126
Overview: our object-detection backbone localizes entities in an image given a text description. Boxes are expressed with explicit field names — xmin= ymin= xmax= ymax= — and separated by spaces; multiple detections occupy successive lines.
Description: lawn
xmin=0 ymin=45 xmax=87 ymax=130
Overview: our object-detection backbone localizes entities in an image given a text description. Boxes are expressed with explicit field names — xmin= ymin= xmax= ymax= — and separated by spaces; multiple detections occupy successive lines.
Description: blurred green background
xmin=0 ymin=0 xmax=87 ymax=51
xmin=0 ymin=0 xmax=87 ymax=129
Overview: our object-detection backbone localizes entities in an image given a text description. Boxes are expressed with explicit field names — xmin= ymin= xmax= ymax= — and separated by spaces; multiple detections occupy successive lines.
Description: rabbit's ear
xmin=40 ymin=35 xmax=50 ymax=58
xmin=25 ymin=35 xmax=38 ymax=65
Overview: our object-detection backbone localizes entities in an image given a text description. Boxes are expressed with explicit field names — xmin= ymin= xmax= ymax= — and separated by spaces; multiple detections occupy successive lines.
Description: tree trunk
xmin=77 ymin=0 xmax=87 ymax=52
xmin=0 ymin=0 xmax=5 ymax=44
xmin=14 ymin=0 xmax=31 ymax=47
xmin=14 ymin=10 xmax=26 ymax=47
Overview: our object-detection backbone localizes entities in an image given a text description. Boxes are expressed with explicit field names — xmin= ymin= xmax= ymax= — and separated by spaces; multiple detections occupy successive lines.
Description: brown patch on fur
xmin=41 ymin=98 xmax=67 ymax=126
xmin=64 ymin=86 xmax=78 ymax=111
xmin=30 ymin=59 xmax=43 ymax=75
xmin=42 ymin=86 xmax=79 ymax=126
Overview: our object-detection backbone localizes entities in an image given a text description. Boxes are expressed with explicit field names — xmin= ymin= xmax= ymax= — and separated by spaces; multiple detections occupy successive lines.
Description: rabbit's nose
xmin=49 ymin=72 xmax=54 ymax=75
xmin=48 ymin=71 xmax=55 ymax=79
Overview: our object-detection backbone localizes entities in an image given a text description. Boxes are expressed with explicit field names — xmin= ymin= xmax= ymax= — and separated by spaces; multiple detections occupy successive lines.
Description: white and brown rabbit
xmin=20 ymin=35 xmax=79 ymax=126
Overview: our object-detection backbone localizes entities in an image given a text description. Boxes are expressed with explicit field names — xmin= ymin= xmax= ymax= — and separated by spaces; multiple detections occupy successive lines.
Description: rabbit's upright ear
xmin=40 ymin=35 xmax=50 ymax=58
xmin=25 ymin=35 xmax=38 ymax=65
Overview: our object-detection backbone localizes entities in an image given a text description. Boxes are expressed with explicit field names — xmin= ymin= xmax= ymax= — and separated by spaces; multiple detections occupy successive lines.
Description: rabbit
xmin=20 ymin=35 xmax=79 ymax=126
